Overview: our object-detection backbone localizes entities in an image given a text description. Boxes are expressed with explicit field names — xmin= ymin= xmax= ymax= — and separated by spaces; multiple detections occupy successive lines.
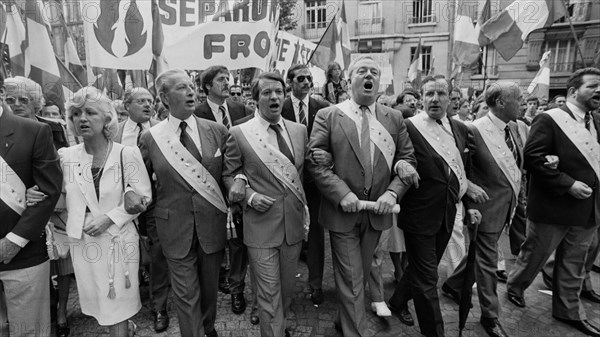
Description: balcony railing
xmin=550 ymin=62 xmax=575 ymax=73
xmin=301 ymin=24 xmax=327 ymax=40
xmin=409 ymin=15 xmax=436 ymax=24
xmin=355 ymin=18 xmax=384 ymax=36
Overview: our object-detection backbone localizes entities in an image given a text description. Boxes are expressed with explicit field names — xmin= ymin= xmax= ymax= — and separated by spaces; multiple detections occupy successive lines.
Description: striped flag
xmin=527 ymin=51 xmax=551 ymax=101
xmin=149 ymin=0 xmax=168 ymax=76
xmin=24 ymin=0 xmax=65 ymax=110
xmin=337 ymin=0 xmax=351 ymax=70
xmin=475 ymin=0 xmax=492 ymax=46
xmin=408 ymin=37 xmax=422 ymax=84
xmin=481 ymin=0 xmax=566 ymax=61
xmin=59 ymin=10 xmax=86 ymax=86
xmin=453 ymin=0 xmax=481 ymax=67
xmin=309 ymin=16 xmax=339 ymax=70
xmin=5 ymin=1 xmax=27 ymax=76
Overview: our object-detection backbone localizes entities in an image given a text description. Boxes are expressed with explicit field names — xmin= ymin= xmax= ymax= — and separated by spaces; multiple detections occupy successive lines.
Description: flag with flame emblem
xmin=84 ymin=0 xmax=153 ymax=69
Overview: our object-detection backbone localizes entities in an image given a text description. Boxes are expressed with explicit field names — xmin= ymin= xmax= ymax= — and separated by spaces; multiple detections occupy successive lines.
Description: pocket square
xmin=214 ymin=148 xmax=222 ymax=157
xmin=464 ymin=148 xmax=469 ymax=153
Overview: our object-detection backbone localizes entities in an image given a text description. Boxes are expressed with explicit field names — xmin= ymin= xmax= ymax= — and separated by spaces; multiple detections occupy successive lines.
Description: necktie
xmin=298 ymin=101 xmax=307 ymax=126
xmin=269 ymin=124 xmax=295 ymax=164
xmin=220 ymin=105 xmax=231 ymax=129
xmin=360 ymin=106 xmax=372 ymax=191
xmin=436 ymin=119 xmax=453 ymax=137
xmin=180 ymin=121 xmax=202 ymax=162
xmin=504 ymin=125 xmax=519 ymax=166
xmin=136 ymin=123 xmax=144 ymax=145
xmin=585 ymin=111 xmax=591 ymax=131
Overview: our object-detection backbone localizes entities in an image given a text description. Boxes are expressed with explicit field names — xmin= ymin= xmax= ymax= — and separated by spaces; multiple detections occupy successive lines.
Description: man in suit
xmin=307 ymin=56 xmax=417 ymax=336
xmin=196 ymin=65 xmax=253 ymax=314
xmin=223 ymin=72 xmax=307 ymax=337
xmin=139 ymin=69 xmax=229 ymax=337
xmin=507 ymin=67 xmax=600 ymax=337
xmin=442 ymin=81 xmax=524 ymax=337
xmin=281 ymin=64 xmax=329 ymax=305
xmin=114 ymin=87 xmax=170 ymax=332
xmin=387 ymin=75 xmax=480 ymax=337
xmin=0 ymin=72 xmax=63 ymax=336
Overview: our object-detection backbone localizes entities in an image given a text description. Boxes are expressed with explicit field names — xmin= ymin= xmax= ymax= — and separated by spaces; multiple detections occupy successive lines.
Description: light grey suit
xmin=223 ymin=116 xmax=307 ymax=337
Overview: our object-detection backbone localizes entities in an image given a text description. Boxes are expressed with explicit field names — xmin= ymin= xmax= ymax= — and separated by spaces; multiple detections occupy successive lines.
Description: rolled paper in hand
xmin=358 ymin=201 xmax=401 ymax=214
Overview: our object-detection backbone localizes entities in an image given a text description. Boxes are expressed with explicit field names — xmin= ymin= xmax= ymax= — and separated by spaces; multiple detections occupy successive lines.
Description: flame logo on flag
xmin=94 ymin=0 xmax=147 ymax=58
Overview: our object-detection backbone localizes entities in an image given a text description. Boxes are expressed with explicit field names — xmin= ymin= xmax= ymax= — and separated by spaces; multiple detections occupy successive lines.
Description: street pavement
xmin=66 ymin=232 xmax=600 ymax=336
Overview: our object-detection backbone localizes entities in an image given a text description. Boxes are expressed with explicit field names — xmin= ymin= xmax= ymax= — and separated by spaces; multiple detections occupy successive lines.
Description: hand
xmin=124 ymin=191 xmax=148 ymax=214
xmin=396 ymin=161 xmax=420 ymax=189
xmin=229 ymin=179 xmax=246 ymax=203
xmin=0 ymin=237 xmax=21 ymax=264
xmin=374 ymin=191 xmax=396 ymax=215
xmin=83 ymin=215 xmax=114 ymax=237
xmin=251 ymin=194 xmax=276 ymax=212
xmin=26 ymin=185 xmax=47 ymax=206
xmin=465 ymin=209 xmax=482 ymax=226
xmin=568 ymin=181 xmax=593 ymax=199
xmin=339 ymin=192 xmax=360 ymax=213
xmin=311 ymin=148 xmax=333 ymax=167
xmin=467 ymin=181 xmax=489 ymax=203
xmin=543 ymin=155 xmax=559 ymax=169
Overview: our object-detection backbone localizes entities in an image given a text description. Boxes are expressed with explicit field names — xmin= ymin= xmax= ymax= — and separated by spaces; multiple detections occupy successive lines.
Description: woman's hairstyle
xmin=66 ymin=87 xmax=118 ymax=140
xmin=325 ymin=62 xmax=343 ymax=82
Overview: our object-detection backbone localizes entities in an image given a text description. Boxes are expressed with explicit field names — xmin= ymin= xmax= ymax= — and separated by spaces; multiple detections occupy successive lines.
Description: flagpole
xmin=55 ymin=55 xmax=82 ymax=88
xmin=306 ymin=12 xmax=339 ymax=66
xmin=0 ymin=30 xmax=8 ymax=78
xmin=562 ymin=1 xmax=586 ymax=67
xmin=482 ymin=46 xmax=488 ymax=91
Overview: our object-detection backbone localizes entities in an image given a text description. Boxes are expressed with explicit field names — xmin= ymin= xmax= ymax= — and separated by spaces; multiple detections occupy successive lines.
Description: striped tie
xmin=504 ymin=125 xmax=519 ymax=166
xmin=298 ymin=101 xmax=307 ymax=126
xmin=136 ymin=123 xmax=144 ymax=145
xmin=360 ymin=106 xmax=372 ymax=192
xmin=220 ymin=105 xmax=231 ymax=129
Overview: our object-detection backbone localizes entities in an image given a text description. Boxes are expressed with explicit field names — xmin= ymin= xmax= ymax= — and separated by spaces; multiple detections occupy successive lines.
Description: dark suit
xmin=444 ymin=118 xmax=523 ymax=320
xmin=508 ymin=106 xmax=600 ymax=321
xmin=281 ymin=96 xmax=329 ymax=291
xmin=0 ymin=110 xmax=62 ymax=334
xmin=196 ymin=99 xmax=252 ymax=296
xmin=223 ymin=117 xmax=307 ymax=337
xmin=139 ymin=117 xmax=228 ymax=337
xmin=307 ymin=102 xmax=415 ymax=336
xmin=389 ymin=116 xmax=472 ymax=337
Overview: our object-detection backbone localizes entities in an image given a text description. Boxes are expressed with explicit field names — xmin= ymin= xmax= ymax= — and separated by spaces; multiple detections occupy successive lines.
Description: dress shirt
xmin=567 ymin=102 xmax=598 ymax=142
xmin=291 ymin=94 xmax=310 ymax=126
xmin=121 ymin=119 xmax=151 ymax=147
xmin=488 ymin=111 xmax=508 ymax=132
xmin=436 ymin=113 xmax=454 ymax=137
xmin=168 ymin=114 xmax=202 ymax=154
xmin=207 ymin=98 xmax=232 ymax=125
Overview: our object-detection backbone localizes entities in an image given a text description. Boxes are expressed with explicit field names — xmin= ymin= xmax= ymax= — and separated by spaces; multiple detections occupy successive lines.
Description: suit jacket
xmin=223 ymin=117 xmax=308 ymax=248
xmin=398 ymin=117 xmax=473 ymax=236
xmin=193 ymin=99 xmax=251 ymax=124
xmin=524 ymin=106 xmax=600 ymax=226
xmin=463 ymin=121 xmax=524 ymax=233
xmin=58 ymin=143 xmax=152 ymax=239
xmin=139 ymin=117 xmax=229 ymax=258
xmin=115 ymin=118 xmax=160 ymax=144
xmin=0 ymin=111 xmax=62 ymax=271
xmin=281 ymin=96 xmax=329 ymax=137
xmin=307 ymin=103 xmax=416 ymax=233
xmin=36 ymin=116 xmax=70 ymax=150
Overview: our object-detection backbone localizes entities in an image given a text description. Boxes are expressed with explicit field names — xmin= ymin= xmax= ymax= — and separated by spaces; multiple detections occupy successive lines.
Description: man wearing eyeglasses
xmin=229 ymin=85 xmax=244 ymax=104
xmin=281 ymin=64 xmax=329 ymax=306
xmin=115 ymin=87 xmax=160 ymax=147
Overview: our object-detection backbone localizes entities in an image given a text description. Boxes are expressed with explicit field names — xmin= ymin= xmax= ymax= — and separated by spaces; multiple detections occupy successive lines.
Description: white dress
xmin=59 ymin=143 xmax=152 ymax=325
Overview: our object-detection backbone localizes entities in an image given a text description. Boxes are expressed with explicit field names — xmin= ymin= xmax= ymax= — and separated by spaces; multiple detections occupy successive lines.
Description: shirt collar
xmin=349 ymin=99 xmax=376 ymax=115
xmin=291 ymin=94 xmax=309 ymax=109
xmin=567 ymin=101 xmax=587 ymax=121
xmin=124 ymin=118 xmax=150 ymax=131
xmin=207 ymin=98 xmax=227 ymax=113
xmin=256 ymin=112 xmax=286 ymax=131
xmin=488 ymin=111 xmax=508 ymax=130
xmin=169 ymin=114 xmax=197 ymax=133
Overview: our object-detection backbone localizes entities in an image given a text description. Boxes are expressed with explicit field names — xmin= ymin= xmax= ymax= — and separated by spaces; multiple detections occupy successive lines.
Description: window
xmin=306 ymin=0 xmax=327 ymax=29
xmin=475 ymin=46 xmax=498 ymax=76
xmin=410 ymin=46 xmax=432 ymax=75
xmin=412 ymin=0 xmax=434 ymax=24
xmin=356 ymin=1 xmax=383 ymax=35
xmin=544 ymin=40 xmax=576 ymax=73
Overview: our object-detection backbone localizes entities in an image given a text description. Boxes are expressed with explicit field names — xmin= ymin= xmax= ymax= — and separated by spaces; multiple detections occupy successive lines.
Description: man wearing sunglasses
xmin=281 ymin=64 xmax=329 ymax=306
xmin=229 ymin=85 xmax=244 ymax=104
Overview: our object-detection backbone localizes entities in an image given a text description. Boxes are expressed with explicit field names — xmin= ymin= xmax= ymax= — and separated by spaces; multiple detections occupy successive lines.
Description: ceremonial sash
xmin=473 ymin=117 xmax=522 ymax=201
xmin=238 ymin=118 xmax=308 ymax=207
xmin=337 ymin=101 xmax=395 ymax=171
xmin=149 ymin=121 xmax=227 ymax=213
xmin=546 ymin=109 xmax=600 ymax=181
xmin=0 ymin=155 xmax=26 ymax=215
xmin=410 ymin=113 xmax=468 ymax=198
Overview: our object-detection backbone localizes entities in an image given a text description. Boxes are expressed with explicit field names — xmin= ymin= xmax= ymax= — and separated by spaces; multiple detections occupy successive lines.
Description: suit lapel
xmin=308 ymin=98 xmax=319 ymax=126
xmin=338 ymin=109 xmax=367 ymax=170
xmin=284 ymin=120 xmax=304 ymax=170
xmin=373 ymin=105 xmax=389 ymax=168
xmin=282 ymin=99 xmax=296 ymax=122
xmin=196 ymin=116 xmax=214 ymax=160
xmin=197 ymin=102 xmax=216 ymax=122
xmin=0 ymin=113 xmax=15 ymax=157
xmin=592 ymin=112 xmax=600 ymax=145
xmin=73 ymin=145 xmax=99 ymax=208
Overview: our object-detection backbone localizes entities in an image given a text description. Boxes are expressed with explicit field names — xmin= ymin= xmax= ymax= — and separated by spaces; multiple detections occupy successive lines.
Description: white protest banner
xmin=271 ymin=31 xmax=316 ymax=80
xmin=82 ymin=0 xmax=279 ymax=71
